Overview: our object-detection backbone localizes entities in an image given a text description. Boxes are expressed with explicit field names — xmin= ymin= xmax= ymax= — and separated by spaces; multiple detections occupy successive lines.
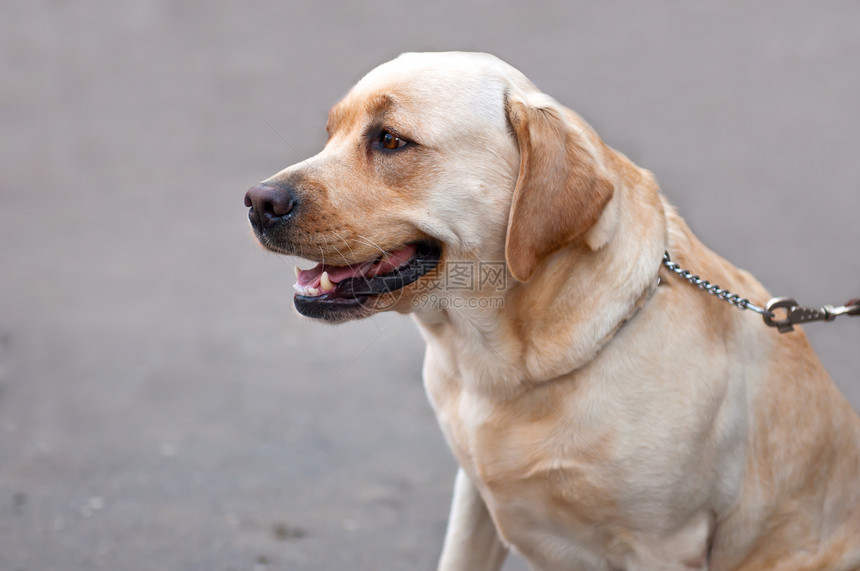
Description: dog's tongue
xmin=294 ymin=243 xmax=418 ymax=294
xmin=295 ymin=261 xmax=372 ymax=288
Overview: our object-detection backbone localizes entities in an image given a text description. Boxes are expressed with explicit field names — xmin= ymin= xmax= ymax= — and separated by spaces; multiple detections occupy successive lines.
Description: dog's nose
xmin=244 ymin=183 xmax=298 ymax=230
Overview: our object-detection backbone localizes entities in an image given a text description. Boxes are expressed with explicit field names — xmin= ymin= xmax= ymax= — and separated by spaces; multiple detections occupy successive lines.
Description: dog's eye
xmin=378 ymin=129 xmax=407 ymax=150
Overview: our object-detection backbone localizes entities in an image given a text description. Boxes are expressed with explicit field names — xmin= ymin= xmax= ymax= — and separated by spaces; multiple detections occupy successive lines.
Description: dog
xmin=245 ymin=52 xmax=860 ymax=570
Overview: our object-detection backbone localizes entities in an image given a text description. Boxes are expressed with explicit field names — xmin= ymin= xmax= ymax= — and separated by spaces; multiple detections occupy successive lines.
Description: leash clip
xmin=763 ymin=297 xmax=843 ymax=333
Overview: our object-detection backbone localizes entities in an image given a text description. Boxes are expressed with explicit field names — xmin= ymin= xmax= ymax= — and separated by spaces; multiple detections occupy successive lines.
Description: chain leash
xmin=662 ymin=252 xmax=859 ymax=334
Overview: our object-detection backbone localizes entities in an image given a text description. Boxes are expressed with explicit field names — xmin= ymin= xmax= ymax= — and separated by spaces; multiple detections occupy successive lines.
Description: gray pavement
xmin=1 ymin=2 xmax=859 ymax=570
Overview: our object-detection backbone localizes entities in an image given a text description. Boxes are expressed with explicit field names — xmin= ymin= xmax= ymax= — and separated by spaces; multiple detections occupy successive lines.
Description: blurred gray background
xmin=2 ymin=1 xmax=859 ymax=570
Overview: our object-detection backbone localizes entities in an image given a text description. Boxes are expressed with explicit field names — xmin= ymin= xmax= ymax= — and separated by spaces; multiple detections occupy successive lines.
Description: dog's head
xmin=245 ymin=52 xmax=615 ymax=323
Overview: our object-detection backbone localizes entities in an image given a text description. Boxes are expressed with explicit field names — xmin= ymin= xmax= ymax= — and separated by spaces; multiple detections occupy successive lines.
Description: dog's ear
xmin=504 ymin=93 xmax=614 ymax=282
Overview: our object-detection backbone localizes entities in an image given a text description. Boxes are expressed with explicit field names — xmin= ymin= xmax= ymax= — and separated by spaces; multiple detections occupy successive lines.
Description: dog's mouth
xmin=293 ymin=241 xmax=441 ymax=318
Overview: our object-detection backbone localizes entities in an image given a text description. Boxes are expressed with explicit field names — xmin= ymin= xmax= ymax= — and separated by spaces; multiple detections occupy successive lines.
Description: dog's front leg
xmin=438 ymin=468 xmax=508 ymax=571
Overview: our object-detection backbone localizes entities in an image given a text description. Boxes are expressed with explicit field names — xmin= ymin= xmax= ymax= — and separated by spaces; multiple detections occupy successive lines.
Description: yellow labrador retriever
xmin=245 ymin=52 xmax=860 ymax=570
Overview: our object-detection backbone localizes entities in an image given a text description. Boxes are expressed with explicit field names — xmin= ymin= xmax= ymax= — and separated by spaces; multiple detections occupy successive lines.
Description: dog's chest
xmin=422 ymin=351 xmax=717 ymax=570
xmin=423 ymin=359 xmax=620 ymax=556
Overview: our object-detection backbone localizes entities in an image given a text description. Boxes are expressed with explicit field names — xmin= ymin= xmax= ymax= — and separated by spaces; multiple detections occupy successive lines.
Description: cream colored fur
xmin=255 ymin=52 xmax=860 ymax=570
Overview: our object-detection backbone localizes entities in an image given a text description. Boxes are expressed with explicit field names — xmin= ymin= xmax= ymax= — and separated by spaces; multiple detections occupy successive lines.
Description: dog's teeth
xmin=308 ymin=287 xmax=320 ymax=296
xmin=320 ymin=271 xmax=334 ymax=292
xmin=294 ymin=265 xmax=301 ymax=279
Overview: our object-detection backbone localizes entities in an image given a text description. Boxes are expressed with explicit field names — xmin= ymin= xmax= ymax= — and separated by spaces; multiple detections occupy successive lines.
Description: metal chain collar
xmin=662 ymin=251 xmax=860 ymax=334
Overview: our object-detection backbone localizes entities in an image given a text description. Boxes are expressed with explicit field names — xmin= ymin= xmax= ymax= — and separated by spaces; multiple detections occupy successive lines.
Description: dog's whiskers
xmin=355 ymin=234 xmax=388 ymax=260
xmin=331 ymin=231 xmax=360 ymax=264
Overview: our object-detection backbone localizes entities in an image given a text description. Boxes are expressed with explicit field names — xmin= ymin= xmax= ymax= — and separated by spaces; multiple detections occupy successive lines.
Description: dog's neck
xmin=413 ymin=152 xmax=667 ymax=399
